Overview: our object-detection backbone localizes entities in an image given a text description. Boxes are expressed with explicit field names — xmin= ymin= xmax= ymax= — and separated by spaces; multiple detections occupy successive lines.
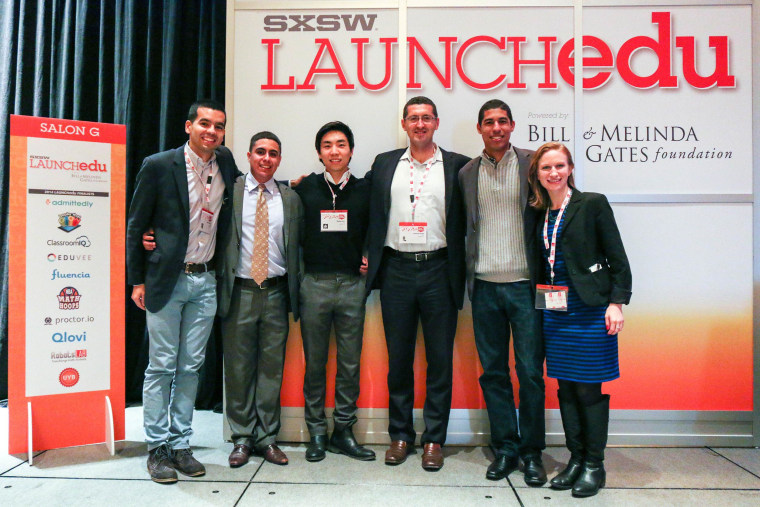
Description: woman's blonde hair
xmin=528 ymin=142 xmax=575 ymax=210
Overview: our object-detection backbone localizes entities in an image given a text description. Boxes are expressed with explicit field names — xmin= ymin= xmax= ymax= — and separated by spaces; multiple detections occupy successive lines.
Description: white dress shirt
xmin=184 ymin=143 xmax=225 ymax=263
xmin=384 ymin=146 xmax=447 ymax=252
xmin=234 ymin=173 xmax=287 ymax=278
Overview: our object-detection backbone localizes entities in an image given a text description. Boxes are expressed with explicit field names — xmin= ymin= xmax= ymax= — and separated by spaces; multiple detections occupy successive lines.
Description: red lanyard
xmin=185 ymin=151 xmax=215 ymax=205
xmin=324 ymin=171 xmax=350 ymax=210
xmin=408 ymin=157 xmax=434 ymax=221
xmin=543 ymin=189 xmax=572 ymax=285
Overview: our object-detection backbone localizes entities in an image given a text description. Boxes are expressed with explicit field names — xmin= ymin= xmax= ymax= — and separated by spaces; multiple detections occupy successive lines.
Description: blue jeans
xmin=472 ymin=279 xmax=545 ymax=457
xmin=143 ymin=271 xmax=217 ymax=450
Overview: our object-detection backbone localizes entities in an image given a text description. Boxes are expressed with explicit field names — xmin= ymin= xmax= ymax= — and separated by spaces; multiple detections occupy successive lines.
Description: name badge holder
xmin=536 ymin=189 xmax=572 ymax=311
xmin=398 ymin=156 xmax=433 ymax=245
xmin=535 ymin=284 xmax=569 ymax=311
xmin=321 ymin=172 xmax=350 ymax=232
xmin=186 ymin=150 xmax=216 ymax=239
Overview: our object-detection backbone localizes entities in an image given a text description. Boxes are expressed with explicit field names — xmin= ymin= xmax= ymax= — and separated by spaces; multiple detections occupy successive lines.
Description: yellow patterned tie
xmin=250 ymin=183 xmax=269 ymax=284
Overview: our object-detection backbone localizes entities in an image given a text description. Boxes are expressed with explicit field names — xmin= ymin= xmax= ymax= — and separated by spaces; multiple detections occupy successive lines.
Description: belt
xmin=184 ymin=259 xmax=214 ymax=274
xmin=387 ymin=248 xmax=447 ymax=262
xmin=236 ymin=275 xmax=287 ymax=290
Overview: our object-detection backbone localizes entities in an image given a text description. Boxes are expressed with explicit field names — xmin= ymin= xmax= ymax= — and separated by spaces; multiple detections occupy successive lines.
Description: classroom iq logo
xmin=57 ymin=286 xmax=82 ymax=310
xmin=57 ymin=212 xmax=82 ymax=232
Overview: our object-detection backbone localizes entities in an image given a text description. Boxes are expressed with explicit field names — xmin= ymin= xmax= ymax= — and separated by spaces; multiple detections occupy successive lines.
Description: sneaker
xmin=147 ymin=444 xmax=178 ymax=484
xmin=172 ymin=448 xmax=206 ymax=477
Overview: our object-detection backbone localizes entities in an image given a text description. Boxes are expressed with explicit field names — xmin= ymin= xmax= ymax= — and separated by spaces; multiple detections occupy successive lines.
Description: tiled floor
xmin=0 ymin=407 xmax=758 ymax=506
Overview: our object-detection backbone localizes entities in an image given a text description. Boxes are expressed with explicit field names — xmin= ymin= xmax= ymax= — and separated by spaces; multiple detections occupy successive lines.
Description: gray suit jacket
xmin=458 ymin=147 xmax=539 ymax=300
xmin=217 ymin=173 xmax=304 ymax=320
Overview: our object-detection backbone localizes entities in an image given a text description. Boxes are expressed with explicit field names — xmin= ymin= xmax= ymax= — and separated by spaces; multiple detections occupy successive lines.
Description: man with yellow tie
xmin=216 ymin=131 xmax=304 ymax=468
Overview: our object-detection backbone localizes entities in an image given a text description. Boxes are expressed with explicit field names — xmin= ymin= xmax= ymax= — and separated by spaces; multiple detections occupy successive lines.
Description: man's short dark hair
xmin=403 ymin=96 xmax=438 ymax=119
xmin=249 ymin=131 xmax=282 ymax=153
xmin=314 ymin=121 xmax=355 ymax=152
xmin=478 ymin=99 xmax=513 ymax=124
xmin=187 ymin=99 xmax=226 ymax=123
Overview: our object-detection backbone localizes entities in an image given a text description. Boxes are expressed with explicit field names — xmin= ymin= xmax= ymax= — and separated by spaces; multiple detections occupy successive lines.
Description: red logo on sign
xmin=59 ymin=368 xmax=79 ymax=387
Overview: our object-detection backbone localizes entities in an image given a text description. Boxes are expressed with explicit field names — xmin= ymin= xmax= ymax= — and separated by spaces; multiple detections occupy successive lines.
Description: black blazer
xmin=458 ymin=147 xmax=540 ymax=300
xmin=126 ymin=145 xmax=237 ymax=313
xmin=365 ymin=147 xmax=470 ymax=309
xmin=535 ymin=190 xmax=632 ymax=307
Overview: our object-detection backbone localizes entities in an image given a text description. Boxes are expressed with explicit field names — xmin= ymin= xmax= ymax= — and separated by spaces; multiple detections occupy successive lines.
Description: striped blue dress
xmin=541 ymin=209 xmax=620 ymax=382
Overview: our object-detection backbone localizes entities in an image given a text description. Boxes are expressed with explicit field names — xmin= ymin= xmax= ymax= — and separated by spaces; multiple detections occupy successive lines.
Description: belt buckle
xmin=257 ymin=278 xmax=269 ymax=290
xmin=414 ymin=252 xmax=428 ymax=262
xmin=184 ymin=262 xmax=193 ymax=274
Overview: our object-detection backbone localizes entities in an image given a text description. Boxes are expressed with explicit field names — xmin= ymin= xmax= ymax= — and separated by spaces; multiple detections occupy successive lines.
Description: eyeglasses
xmin=404 ymin=115 xmax=437 ymax=124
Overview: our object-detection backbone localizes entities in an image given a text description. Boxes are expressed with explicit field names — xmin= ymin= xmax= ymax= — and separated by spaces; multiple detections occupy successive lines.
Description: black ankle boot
xmin=551 ymin=389 xmax=584 ymax=490
xmin=572 ymin=395 xmax=610 ymax=498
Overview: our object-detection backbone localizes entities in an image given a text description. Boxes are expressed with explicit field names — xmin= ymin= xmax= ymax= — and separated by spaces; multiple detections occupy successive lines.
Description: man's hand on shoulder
xmin=142 ymin=228 xmax=156 ymax=251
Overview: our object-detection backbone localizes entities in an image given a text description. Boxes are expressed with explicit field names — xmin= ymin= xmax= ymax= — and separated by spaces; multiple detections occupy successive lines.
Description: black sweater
xmin=294 ymin=172 xmax=370 ymax=275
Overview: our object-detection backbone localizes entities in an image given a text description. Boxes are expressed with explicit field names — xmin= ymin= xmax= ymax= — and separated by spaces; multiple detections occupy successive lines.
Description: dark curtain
xmin=0 ymin=0 xmax=227 ymax=408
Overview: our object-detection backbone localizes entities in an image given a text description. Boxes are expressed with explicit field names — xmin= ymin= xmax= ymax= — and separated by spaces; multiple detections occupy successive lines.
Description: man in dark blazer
xmin=217 ymin=131 xmax=304 ymax=468
xmin=458 ymin=100 xmax=545 ymax=485
xmin=126 ymin=100 xmax=237 ymax=483
xmin=365 ymin=96 xmax=469 ymax=470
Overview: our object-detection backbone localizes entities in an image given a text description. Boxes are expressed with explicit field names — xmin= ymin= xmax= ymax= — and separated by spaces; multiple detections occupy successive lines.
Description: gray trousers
xmin=223 ymin=279 xmax=289 ymax=449
xmin=299 ymin=272 xmax=366 ymax=436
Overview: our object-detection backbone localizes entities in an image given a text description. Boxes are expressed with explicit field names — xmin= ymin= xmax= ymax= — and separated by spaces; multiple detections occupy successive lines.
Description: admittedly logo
xmin=44 ymin=317 xmax=52 ymax=325
xmin=46 ymin=198 xmax=94 ymax=208
xmin=57 ymin=286 xmax=82 ymax=310
xmin=50 ymin=269 xmax=90 ymax=280
xmin=59 ymin=367 xmax=80 ymax=387
xmin=58 ymin=212 xmax=82 ymax=232
xmin=47 ymin=236 xmax=91 ymax=247
xmin=52 ymin=331 xmax=87 ymax=343
xmin=50 ymin=350 xmax=87 ymax=362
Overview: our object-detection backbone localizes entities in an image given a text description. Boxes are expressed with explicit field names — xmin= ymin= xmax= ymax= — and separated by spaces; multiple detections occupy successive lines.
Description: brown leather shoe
xmin=385 ymin=440 xmax=412 ymax=465
xmin=259 ymin=444 xmax=288 ymax=465
xmin=421 ymin=442 xmax=443 ymax=471
xmin=228 ymin=444 xmax=252 ymax=468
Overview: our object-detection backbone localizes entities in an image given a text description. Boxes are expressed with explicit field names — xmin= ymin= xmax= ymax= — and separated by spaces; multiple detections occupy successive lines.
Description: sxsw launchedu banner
xmin=231 ymin=3 xmax=752 ymax=414
xmin=8 ymin=115 xmax=126 ymax=453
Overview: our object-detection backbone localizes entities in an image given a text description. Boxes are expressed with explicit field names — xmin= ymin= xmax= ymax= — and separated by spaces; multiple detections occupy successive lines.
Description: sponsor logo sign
xmin=57 ymin=212 xmax=82 ymax=232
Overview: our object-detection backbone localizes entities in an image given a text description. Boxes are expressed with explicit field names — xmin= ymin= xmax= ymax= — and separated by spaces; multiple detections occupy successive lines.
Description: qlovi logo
xmin=52 ymin=331 xmax=87 ymax=343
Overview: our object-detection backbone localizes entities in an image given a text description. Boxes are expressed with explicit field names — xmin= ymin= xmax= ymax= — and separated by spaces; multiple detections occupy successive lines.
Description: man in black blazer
xmin=458 ymin=100 xmax=545 ymax=485
xmin=126 ymin=100 xmax=237 ymax=483
xmin=365 ymin=96 xmax=469 ymax=470
xmin=217 ymin=132 xmax=304 ymax=469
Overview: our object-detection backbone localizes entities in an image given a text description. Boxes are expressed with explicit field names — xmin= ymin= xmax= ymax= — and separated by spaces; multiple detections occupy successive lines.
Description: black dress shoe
xmin=305 ymin=435 xmax=328 ymax=462
xmin=522 ymin=455 xmax=548 ymax=486
xmin=328 ymin=426 xmax=376 ymax=461
xmin=486 ymin=454 xmax=519 ymax=480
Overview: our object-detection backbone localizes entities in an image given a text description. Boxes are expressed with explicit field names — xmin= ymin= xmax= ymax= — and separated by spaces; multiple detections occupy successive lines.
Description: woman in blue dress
xmin=528 ymin=143 xmax=632 ymax=498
